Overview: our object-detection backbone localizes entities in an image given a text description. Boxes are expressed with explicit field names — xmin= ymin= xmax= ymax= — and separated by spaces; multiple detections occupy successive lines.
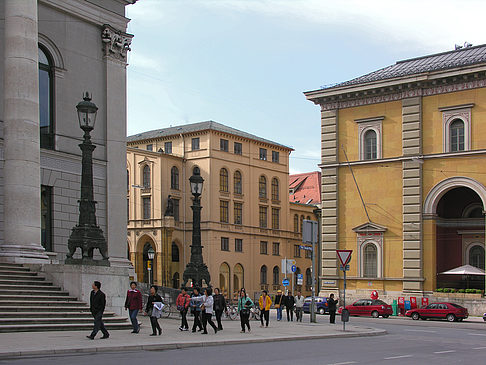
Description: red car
xmin=338 ymin=299 xmax=393 ymax=318
xmin=405 ymin=302 xmax=468 ymax=322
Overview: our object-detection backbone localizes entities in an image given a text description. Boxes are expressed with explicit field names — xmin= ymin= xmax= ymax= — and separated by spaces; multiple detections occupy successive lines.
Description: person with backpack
xmin=213 ymin=287 xmax=227 ymax=331
xmin=176 ymin=287 xmax=191 ymax=331
xmin=237 ymin=288 xmax=254 ymax=333
xmin=274 ymin=290 xmax=284 ymax=321
xmin=258 ymin=290 xmax=272 ymax=328
xmin=124 ymin=281 xmax=143 ymax=334
xmin=190 ymin=287 xmax=203 ymax=332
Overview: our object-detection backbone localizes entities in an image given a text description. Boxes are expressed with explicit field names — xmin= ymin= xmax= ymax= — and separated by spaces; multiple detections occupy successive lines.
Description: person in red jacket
xmin=176 ymin=287 xmax=191 ymax=331
xmin=125 ymin=281 xmax=143 ymax=333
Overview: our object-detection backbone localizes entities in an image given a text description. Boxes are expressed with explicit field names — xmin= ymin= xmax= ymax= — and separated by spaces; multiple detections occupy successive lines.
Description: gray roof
xmin=324 ymin=44 xmax=486 ymax=90
xmin=127 ymin=121 xmax=293 ymax=150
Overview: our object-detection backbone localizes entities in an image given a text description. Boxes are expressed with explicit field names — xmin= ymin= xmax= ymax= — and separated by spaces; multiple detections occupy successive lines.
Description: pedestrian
xmin=285 ymin=291 xmax=295 ymax=322
xmin=190 ymin=287 xmax=203 ymax=332
xmin=144 ymin=285 xmax=162 ymax=336
xmin=124 ymin=281 xmax=142 ymax=333
xmin=201 ymin=288 xmax=218 ymax=334
xmin=238 ymin=288 xmax=254 ymax=333
xmin=176 ymin=286 xmax=191 ymax=331
xmin=274 ymin=290 xmax=284 ymax=321
xmin=213 ymin=287 xmax=227 ymax=330
xmin=258 ymin=290 xmax=272 ymax=328
xmin=328 ymin=293 xmax=339 ymax=324
xmin=295 ymin=291 xmax=305 ymax=322
xmin=87 ymin=281 xmax=109 ymax=340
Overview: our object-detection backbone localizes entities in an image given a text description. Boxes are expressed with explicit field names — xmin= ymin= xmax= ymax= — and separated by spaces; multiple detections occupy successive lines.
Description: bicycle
xmin=161 ymin=304 xmax=178 ymax=319
xmin=250 ymin=306 xmax=261 ymax=321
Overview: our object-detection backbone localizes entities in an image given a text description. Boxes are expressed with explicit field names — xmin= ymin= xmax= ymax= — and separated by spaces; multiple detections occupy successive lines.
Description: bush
xmin=436 ymin=288 xmax=444 ymax=292
xmin=458 ymin=289 xmax=465 ymax=293
xmin=443 ymin=288 xmax=451 ymax=293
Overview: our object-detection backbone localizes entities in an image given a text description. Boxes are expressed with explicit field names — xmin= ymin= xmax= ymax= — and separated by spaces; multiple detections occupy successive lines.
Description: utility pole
xmin=303 ymin=219 xmax=318 ymax=323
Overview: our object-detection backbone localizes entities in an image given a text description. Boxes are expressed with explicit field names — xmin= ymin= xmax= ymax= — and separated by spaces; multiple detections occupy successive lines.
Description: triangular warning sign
xmin=336 ymin=250 xmax=352 ymax=266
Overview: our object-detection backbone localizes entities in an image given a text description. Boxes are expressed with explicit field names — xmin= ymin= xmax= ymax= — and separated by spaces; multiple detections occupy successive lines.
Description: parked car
xmin=405 ymin=302 xmax=468 ymax=322
xmin=303 ymin=297 xmax=328 ymax=315
xmin=483 ymin=312 xmax=486 ymax=322
xmin=338 ymin=299 xmax=393 ymax=318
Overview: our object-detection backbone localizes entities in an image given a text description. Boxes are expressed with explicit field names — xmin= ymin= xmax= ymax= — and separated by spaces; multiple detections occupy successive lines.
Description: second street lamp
xmin=147 ymin=246 xmax=155 ymax=285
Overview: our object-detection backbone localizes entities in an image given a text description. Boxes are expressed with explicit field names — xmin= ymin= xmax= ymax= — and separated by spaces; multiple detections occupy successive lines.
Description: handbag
xmin=241 ymin=308 xmax=250 ymax=315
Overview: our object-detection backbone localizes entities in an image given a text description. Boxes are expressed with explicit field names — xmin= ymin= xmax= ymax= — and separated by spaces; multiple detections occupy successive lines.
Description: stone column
xmin=0 ymin=0 xmax=48 ymax=262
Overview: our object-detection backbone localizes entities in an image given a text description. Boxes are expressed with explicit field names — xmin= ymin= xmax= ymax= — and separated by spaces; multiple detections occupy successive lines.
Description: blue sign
xmin=297 ymin=274 xmax=303 ymax=280
xmin=291 ymin=265 xmax=297 ymax=273
xmin=282 ymin=278 xmax=290 ymax=286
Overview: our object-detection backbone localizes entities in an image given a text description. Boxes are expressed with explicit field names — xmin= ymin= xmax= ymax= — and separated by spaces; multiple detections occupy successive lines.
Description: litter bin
xmin=404 ymin=300 xmax=411 ymax=311
xmin=392 ymin=299 xmax=398 ymax=316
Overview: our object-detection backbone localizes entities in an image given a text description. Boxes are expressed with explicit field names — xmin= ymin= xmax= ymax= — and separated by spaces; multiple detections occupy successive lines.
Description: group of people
xmin=274 ymin=290 xmax=306 ymax=322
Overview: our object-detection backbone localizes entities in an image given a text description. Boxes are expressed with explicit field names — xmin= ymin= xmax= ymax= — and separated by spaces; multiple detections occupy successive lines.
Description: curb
xmin=0 ymin=328 xmax=387 ymax=359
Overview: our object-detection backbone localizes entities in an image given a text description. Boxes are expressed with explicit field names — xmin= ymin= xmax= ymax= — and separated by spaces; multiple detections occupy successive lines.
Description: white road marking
xmin=434 ymin=350 xmax=456 ymax=354
xmin=473 ymin=346 xmax=486 ymax=350
xmin=384 ymin=355 xmax=413 ymax=360
xmin=404 ymin=329 xmax=436 ymax=333
xmin=327 ymin=362 xmax=357 ymax=365
xmin=468 ymin=333 xmax=486 ymax=336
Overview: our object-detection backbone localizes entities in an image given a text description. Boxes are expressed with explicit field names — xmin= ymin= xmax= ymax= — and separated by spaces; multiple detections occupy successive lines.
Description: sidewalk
xmin=0 ymin=313 xmax=386 ymax=359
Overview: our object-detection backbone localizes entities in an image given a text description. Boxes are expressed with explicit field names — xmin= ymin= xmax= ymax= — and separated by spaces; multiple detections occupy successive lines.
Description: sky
xmin=125 ymin=0 xmax=486 ymax=174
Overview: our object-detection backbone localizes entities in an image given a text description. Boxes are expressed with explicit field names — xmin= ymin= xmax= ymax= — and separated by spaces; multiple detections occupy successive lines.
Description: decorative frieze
xmin=101 ymin=24 xmax=133 ymax=62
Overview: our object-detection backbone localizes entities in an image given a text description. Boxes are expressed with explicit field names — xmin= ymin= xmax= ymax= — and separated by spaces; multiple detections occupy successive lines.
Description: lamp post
xmin=66 ymin=92 xmax=109 ymax=265
xmin=147 ymin=246 xmax=155 ymax=285
xmin=182 ymin=167 xmax=211 ymax=289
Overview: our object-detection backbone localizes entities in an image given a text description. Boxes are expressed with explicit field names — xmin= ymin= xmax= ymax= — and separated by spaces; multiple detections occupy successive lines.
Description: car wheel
xmin=382 ymin=314 xmax=389 ymax=318
xmin=371 ymin=311 xmax=379 ymax=318
xmin=446 ymin=314 xmax=456 ymax=322
xmin=411 ymin=312 xmax=420 ymax=320
xmin=318 ymin=308 xmax=325 ymax=315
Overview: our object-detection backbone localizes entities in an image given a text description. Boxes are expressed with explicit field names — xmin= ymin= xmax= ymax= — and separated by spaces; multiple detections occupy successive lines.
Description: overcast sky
xmin=126 ymin=0 xmax=485 ymax=174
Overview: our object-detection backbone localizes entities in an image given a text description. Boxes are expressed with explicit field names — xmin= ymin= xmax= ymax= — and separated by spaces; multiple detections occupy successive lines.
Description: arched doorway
xmin=219 ymin=262 xmax=230 ymax=297
xmin=172 ymin=272 xmax=180 ymax=289
xmin=233 ymin=264 xmax=244 ymax=297
xmin=136 ymin=236 xmax=157 ymax=285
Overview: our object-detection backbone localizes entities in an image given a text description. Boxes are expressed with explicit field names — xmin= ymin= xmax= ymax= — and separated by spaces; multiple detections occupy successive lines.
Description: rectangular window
xmin=272 ymin=151 xmax=279 ymax=163
xmin=41 ymin=185 xmax=53 ymax=251
xmin=234 ymin=202 xmax=242 ymax=225
xmin=234 ymin=142 xmax=242 ymax=155
xmin=143 ymin=197 xmax=151 ymax=220
xmin=305 ymin=249 xmax=312 ymax=259
xmin=235 ymin=238 xmax=243 ymax=252
xmin=220 ymin=200 xmax=229 ymax=223
xmin=272 ymin=208 xmax=280 ymax=230
xmin=259 ymin=206 xmax=268 ymax=228
xmin=221 ymin=237 xmax=229 ymax=251
xmin=294 ymin=245 xmax=301 ymax=258
xmin=260 ymin=241 xmax=268 ymax=255
xmin=272 ymin=242 xmax=280 ymax=256
xmin=220 ymin=138 xmax=229 ymax=152
xmin=191 ymin=137 xmax=200 ymax=151
xmin=164 ymin=141 xmax=172 ymax=154
xmin=146 ymin=144 xmax=153 ymax=151
xmin=259 ymin=148 xmax=267 ymax=161
xmin=173 ymin=199 xmax=180 ymax=222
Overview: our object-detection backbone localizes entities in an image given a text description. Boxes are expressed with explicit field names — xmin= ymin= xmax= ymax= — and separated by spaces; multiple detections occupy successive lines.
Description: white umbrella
xmin=440 ymin=265 xmax=486 ymax=276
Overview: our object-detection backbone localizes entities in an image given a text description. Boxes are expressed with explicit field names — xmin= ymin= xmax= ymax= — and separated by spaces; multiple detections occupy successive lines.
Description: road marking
xmin=404 ymin=329 xmax=436 ymax=333
xmin=434 ymin=350 xmax=456 ymax=354
xmin=384 ymin=355 xmax=413 ymax=360
xmin=473 ymin=346 xmax=486 ymax=350
xmin=327 ymin=362 xmax=357 ymax=365
xmin=468 ymin=333 xmax=486 ymax=336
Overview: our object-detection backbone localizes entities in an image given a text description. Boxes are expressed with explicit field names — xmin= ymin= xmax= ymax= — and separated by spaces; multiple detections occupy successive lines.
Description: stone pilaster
xmin=401 ymin=97 xmax=423 ymax=292
xmin=0 ymin=0 xmax=48 ymax=262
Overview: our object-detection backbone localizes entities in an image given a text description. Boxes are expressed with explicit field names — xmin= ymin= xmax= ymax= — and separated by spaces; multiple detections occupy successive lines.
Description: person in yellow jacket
xmin=258 ymin=290 xmax=272 ymax=328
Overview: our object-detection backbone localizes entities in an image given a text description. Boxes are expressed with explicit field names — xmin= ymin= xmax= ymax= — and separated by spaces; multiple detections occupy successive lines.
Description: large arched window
xmin=171 ymin=166 xmax=179 ymax=189
xmin=234 ymin=264 xmax=244 ymax=292
xmin=363 ymin=243 xmax=378 ymax=277
xmin=364 ymin=129 xmax=377 ymax=160
xmin=234 ymin=171 xmax=242 ymax=195
xmin=220 ymin=168 xmax=229 ymax=192
xmin=273 ymin=266 xmax=280 ymax=285
xmin=450 ymin=119 xmax=465 ymax=152
xmin=260 ymin=265 xmax=267 ymax=285
xmin=142 ymin=165 xmax=151 ymax=188
xmin=305 ymin=268 xmax=312 ymax=286
xmin=293 ymin=214 xmax=299 ymax=232
xmin=259 ymin=176 xmax=267 ymax=199
xmin=300 ymin=215 xmax=305 ymax=233
xmin=469 ymin=245 xmax=485 ymax=270
xmin=171 ymin=242 xmax=179 ymax=262
xmin=39 ymin=46 xmax=54 ymax=149
xmin=271 ymin=178 xmax=279 ymax=201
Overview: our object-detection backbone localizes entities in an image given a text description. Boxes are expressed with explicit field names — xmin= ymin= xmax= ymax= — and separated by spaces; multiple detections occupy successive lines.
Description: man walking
xmin=87 ymin=281 xmax=109 ymax=339
xmin=190 ymin=287 xmax=203 ymax=332
xmin=274 ymin=290 xmax=284 ymax=321
xmin=328 ymin=293 xmax=339 ymax=324
xmin=294 ymin=291 xmax=305 ymax=322
xmin=124 ymin=281 xmax=142 ymax=333
xmin=285 ymin=291 xmax=295 ymax=322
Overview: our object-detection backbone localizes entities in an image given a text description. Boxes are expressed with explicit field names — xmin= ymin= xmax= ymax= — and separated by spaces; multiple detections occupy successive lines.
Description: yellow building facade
xmin=127 ymin=122 xmax=317 ymax=300
xmin=305 ymin=46 xmax=486 ymax=299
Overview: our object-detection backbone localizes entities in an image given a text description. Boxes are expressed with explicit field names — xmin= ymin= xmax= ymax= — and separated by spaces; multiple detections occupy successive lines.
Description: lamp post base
xmin=183 ymin=261 xmax=211 ymax=289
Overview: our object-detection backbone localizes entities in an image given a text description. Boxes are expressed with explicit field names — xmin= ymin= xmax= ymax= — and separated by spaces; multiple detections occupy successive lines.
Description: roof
xmin=322 ymin=44 xmax=486 ymax=90
xmin=127 ymin=121 xmax=292 ymax=150
xmin=289 ymin=171 xmax=321 ymax=205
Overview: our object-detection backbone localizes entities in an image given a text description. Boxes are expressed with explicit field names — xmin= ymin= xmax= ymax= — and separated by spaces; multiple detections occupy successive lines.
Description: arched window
xmin=234 ymin=171 xmax=242 ymax=195
xmin=220 ymin=168 xmax=229 ymax=192
xmin=363 ymin=243 xmax=377 ymax=277
xmin=272 ymin=266 xmax=280 ymax=285
xmin=234 ymin=264 xmax=244 ymax=292
xmin=469 ymin=245 xmax=485 ymax=270
xmin=306 ymin=268 xmax=312 ymax=286
xmin=300 ymin=215 xmax=305 ymax=233
xmin=171 ymin=242 xmax=179 ymax=262
xmin=450 ymin=119 xmax=465 ymax=152
xmin=260 ymin=265 xmax=267 ymax=285
xmin=142 ymin=165 xmax=151 ymax=188
xmin=259 ymin=176 xmax=267 ymax=199
xmin=364 ymin=130 xmax=377 ymax=160
xmin=293 ymin=214 xmax=299 ymax=232
xmin=271 ymin=178 xmax=279 ymax=201
xmin=39 ymin=46 xmax=54 ymax=149
xmin=171 ymin=166 xmax=179 ymax=189
xmin=172 ymin=272 xmax=180 ymax=289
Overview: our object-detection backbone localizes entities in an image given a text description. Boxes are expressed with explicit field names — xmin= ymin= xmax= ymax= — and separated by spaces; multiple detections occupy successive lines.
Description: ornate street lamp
xmin=183 ymin=167 xmax=211 ymax=289
xmin=66 ymin=92 xmax=109 ymax=265
xmin=147 ymin=246 xmax=155 ymax=285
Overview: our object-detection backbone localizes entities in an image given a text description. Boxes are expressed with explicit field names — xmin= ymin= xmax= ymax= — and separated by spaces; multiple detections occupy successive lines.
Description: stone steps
xmin=0 ymin=295 xmax=78 ymax=301
xmin=0 ymin=306 xmax=90 ymax=312
xmin=0 ymin=322 xmax=133 ymax=333
xmin=0 ymin=311 xmax=115 ymax=318
xmin=0 ymin=289 xmax=70 ymax=296
xmin=0 ymin=316 xmax=128 ymax=325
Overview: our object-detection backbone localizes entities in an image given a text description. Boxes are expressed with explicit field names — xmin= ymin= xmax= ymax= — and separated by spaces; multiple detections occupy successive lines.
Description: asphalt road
xmin=3 ymin=317 xmax=486 ymax=365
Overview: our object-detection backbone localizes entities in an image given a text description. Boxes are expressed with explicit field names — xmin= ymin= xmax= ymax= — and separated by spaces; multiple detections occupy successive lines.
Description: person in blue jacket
xmin=238 ymin=288 xmax=254 ymax=333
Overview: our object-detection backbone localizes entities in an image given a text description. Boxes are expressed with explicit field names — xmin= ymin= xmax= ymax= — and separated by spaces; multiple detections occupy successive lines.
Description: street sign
xmin=299 ymin=245 xmax=313 ymax=251
xmin=286 ymin=259 xmax=296 ymax=273
xmin=291 ymin=265 xmax=297 ymax=273
xmin=339 ymin=264 xmax=350 ymax=271
xmin=282 ymin=278 xmax=290 ymax=286
xmin=297 ymin=273 xmax=303 ymax=285
xmin=336 ymin=250 xmax=352 ymax=267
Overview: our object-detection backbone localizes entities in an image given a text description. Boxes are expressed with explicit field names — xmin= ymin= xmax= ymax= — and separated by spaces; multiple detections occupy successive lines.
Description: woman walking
xmin=213 ymin=288 xmax=227 ymax=331
xmin=238 ymin=288 xmax=254 ymax=333
xmin=124 ymin=281 xmax=142 ymax=333
xmin=274 ymin=290 xmax=284 ymax=321
xmin=258 ymin=290 xmax=272 ymax=328
xmin=201 ymin=288 xmax=218 ymax=334
xmin=190 ymin=287 xmax=204 ymax=332
xmin=176 ymin=287 xmax=191 ymax=331
xmin=144 ymin=285 xmax=162 ymax=336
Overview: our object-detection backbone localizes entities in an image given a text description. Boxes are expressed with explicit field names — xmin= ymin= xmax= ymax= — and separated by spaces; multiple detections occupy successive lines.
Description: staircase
xmin=0 ymin=263 xmax=132 ymax=332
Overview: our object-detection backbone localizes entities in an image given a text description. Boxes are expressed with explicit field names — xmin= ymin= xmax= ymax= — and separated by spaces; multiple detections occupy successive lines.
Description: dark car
xmin=303 ymin=297 xmax=328 ymax=315
xmin=338 ymin=299 xmax=393 ymax=318
xmin=405 ymin=302 xmax=468 ymax=322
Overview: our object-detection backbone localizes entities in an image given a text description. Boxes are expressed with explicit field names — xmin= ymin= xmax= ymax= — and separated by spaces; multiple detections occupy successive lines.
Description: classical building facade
xmin=305 ymin=45 xmax=486 ymax=299
xmin=127 ymin=121 xmax=317 ymax=299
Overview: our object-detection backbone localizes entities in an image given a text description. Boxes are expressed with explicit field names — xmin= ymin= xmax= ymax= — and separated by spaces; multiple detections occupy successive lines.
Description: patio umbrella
xmin=439 ymin=265 xmax=486 ymax=289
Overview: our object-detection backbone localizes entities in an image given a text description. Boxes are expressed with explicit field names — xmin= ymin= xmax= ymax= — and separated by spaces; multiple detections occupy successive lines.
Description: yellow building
xmin=127 ymin=121 xmax=317 ymax=300
xmin=305 ymin=45 xmax=486 ymax=300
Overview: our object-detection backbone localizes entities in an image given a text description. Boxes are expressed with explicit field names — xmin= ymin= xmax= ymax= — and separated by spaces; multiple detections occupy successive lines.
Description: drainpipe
xmin=180 ymin=133 xmax=187 ymax=268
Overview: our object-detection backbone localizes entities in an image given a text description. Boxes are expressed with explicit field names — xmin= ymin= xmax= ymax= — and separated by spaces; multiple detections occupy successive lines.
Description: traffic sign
xmin=340 ymin=264 xmax=350 ymax=271
xmin=282 ymin=278 xmax=290 ymax=286
xmin=299 ymin=245 xmax=313 ymax=251
xmin=297 ymin=274 xmax=303 ymax=285
xmin=336 ymin=250 xmax=352 ymax=266
xmin=291 ymin=265 xmax=297 ymax=273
